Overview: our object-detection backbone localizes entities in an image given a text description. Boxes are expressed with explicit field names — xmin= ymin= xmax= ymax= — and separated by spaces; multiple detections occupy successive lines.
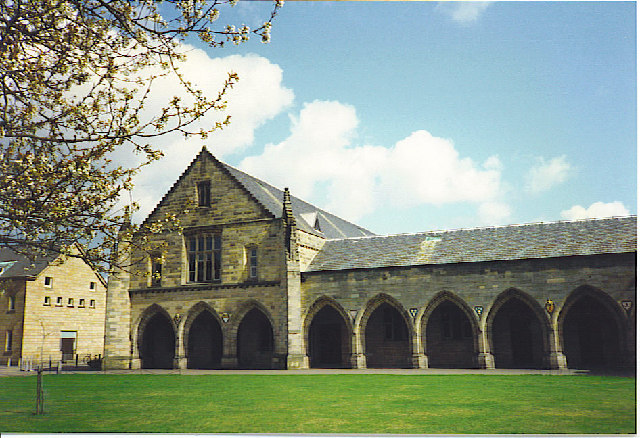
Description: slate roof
xmin=305 ymin=216 xmax=637 ymax=272
xmin=221 ymin=161 xmax=374 ymax=239
xmin=144 ymin=147 xmax=374 ymax=239
xmin=0 ymin=247 xmax=57 ymax=279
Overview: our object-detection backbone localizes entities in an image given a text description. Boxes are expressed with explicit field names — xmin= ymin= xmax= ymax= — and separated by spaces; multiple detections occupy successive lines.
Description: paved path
xmin=1 ymin=366 xmax=628 ymax=377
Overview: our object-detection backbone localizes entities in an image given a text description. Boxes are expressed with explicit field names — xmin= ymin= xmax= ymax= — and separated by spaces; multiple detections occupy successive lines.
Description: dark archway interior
xmin=425 ymin=301 xmax=475 ymax=368
xmin=308 ymin=305 xmax=350 ymax=368
xmin=187 ymin=311 xmax=223 ymax=369
xmin=364 ymin=302 xmax=411 ymax=368
xmin=491 ymin=298 xmax=545 ymax=369
xmin=562 ymin=295 xmax=621 ymax=369
xmin=141 ymin=313 xmax=175 ymax=369
xmin=237 ymin=308 xmax=274 ymax=369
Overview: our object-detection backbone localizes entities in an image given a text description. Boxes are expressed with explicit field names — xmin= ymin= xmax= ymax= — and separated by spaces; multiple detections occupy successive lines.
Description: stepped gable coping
xmin=304 ymin=216 xmax=637 ymax=272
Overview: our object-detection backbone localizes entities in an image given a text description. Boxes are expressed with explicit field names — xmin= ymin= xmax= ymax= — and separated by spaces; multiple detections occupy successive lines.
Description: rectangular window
xmin=151 ymin=254 xmax=162 ymax=287
xmin=56 ymin=297 xmax=63 ymax=307
xmin=43 ymin=296 xmax=51 ymax=306
xmin=197 ymin=181 xmax=211 ymax=207
xmin=78 ymin=299 xmax=85 ymax=308
xmin=44 ymin=276 xmax=53 ymax=287
xmin=5 ymin=330 xmax=12 ymax=352
xmin=67 ymin=298 xmax=74 ymax=307
xmin=89 ymin=282 xmax=96 ymax=291
xmin=249 ymin=247 xmax=258 ymax=279
xmin=8 ymin=295 xmax=15 ymax=311
xmin=187 ymin=234 xmax=221 ymax=283
xmin=89 ymin=299 xmax=95 ymax=308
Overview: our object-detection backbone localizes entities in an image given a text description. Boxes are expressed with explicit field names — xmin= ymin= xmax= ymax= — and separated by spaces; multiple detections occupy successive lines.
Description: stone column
xmin=282 ymin=189 xmax=308 ymax=369
xmin=103 ymin=224 xmax=133 ymax=370
xmin=411 ymin=323 xmax=428 ymax=368
xmin=476 ymin=319 xmax=495 ymax=369
xmin=548 ymin=317 xmax=567 ymax=370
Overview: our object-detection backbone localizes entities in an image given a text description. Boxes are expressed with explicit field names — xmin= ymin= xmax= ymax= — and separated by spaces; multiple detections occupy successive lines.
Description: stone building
xmin=103 ymin=147 xmax=636 ymax=370
xmin=0 ymin=247 xmax=107 ymax=366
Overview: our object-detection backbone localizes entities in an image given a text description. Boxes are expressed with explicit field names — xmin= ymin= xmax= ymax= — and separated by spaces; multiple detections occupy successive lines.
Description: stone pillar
xmin=282 ymin=189 xmax=307 ymax=369
xmin=412 ymin=326 xmax=428 ymax=368
xmin=477 ymin=321 xmax=495 ymax=369
xmin=286 ymin=262 xmax=307 ymax=369
xmin=103 ymin=224 xmax=133 ymax=370
xmin=548 ymin=318 xmax=567 ymax=370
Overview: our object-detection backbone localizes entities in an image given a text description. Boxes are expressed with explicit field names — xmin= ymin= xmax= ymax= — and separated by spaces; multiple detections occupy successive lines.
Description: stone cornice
xmin=129 ymin=280 xmax=281 ymax=295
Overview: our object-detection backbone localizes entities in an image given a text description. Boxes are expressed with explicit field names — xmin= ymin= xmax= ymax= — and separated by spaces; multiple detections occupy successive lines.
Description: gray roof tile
xmin=305 ymin=216 xmax=637 ymax=272
xmin=0 ymin=248 xmax=56 ymax=279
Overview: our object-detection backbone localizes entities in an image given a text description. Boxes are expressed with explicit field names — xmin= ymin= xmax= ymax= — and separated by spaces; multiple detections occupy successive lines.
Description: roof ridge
xmin=321 ymin=215 xmax=637 ymax=242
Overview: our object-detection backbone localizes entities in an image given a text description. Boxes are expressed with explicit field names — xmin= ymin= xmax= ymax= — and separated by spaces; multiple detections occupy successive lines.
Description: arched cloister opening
xmin=424 ymin=299 xmax=476 ymax=368
xmin=560 ymin=287 xmax=624 ymax=370
xmin=488 ymin=291 xmax=547 ymax=369
xmin=186 ymin=310 xmax=223 ymax=369
xmin=307 ymin=304 xmax=351 ymax=368
xmin=237 ymin=308 xmax=274 ymax=369
xmin=363 ymin=300 xmax=412 ymax=368
xmin=139 ymin=311 xmax=175 ymax=369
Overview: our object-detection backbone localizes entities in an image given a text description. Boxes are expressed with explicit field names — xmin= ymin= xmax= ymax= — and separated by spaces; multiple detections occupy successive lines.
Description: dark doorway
xmin=187 ymin=311 xmax=223 ymax=369
xmin=425 ymin=301 xmax=475 ymax=368
xmin=562 ymin=295 xmax=621 ymax=369
xmin=364 ymin=303 xmax=411 ymax=368
xmin=237 ymin=308 xmax=274 ymax=369
xmin=140 ymin=313 xmax=175 ymax=369
xmin=308 ymin=305 xmax=350 ymax=368
xmin=491 ymin=298 xmax=545 ymax=369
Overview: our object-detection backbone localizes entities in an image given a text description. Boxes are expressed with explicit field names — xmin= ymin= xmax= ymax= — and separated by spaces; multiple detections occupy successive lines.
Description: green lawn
xmin=0 ymin=373 xmax=635 ymax=434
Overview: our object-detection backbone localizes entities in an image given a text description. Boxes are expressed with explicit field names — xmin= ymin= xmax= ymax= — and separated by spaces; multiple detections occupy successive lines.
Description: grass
xmin=0 ymin=373 xmax=635 ymax=434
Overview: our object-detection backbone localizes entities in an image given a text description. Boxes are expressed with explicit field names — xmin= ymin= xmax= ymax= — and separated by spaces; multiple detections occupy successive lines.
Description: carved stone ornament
xmin=621 ymin=300 xmax=633 ymax=311
xmin=173 ymin=313 xmax=182 ymax=325
xmin=409 ymin=308 xmax=418 ymax=319
xmin=545 ymin=299 xmax=555 ymax=315
xmin=474 ymin=306 xmax=484 ymax=317
xmin=349 ymin=309 xmax=358 ymax=323
xmin=221 ymin=312 xmax=230 ymax=323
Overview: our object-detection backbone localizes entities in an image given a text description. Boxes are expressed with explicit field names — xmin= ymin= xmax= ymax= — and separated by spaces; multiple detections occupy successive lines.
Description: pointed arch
xmin=422 ymin=291 xmax=479 ymax=368
xmin=233 ymin=300 xmax=275 ymax=369
xmin=558 ymin=285 xmax=626 ymax=369
xmin=135 ymin=304 xmax=176 ymax=369
xmin=183 ymin=301 xmax=223 ymax=369
xmin=303 ymin=296 xmax=353 ymax=368
xmin=360 ymin=293 xmax=414 ymax=368
xmin=486 ymin=288 xmax=550 ymax=369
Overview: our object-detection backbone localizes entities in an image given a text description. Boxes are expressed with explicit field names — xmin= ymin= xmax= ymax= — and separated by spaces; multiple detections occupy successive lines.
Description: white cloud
xmin=437 ymin=2 xmax=492 ymax=25
xmin=525 ymin=155 xmax=572 ymax=194
xmin=561 ymin=201 xmax=630 ymax=221
xmin=121 ymin=47 xmax=293 ymax=221
xmin=478 ymin=201 xmax=512 ymax=225
xmin=240 ymin=100 xmax=509 ymax=223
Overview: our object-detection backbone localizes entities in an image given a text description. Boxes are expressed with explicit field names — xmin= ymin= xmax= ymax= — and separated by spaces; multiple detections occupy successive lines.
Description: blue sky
xmin=132 ymin=1 xmax=636 ymax=236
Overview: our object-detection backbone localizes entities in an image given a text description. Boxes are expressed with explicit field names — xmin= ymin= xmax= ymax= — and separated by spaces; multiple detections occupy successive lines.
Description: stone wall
xmin=0 ymin=279 xmax=25 ymax=366
xmin=20 ymin=255 xmax=106 ymax=365
xmin=301 ymin=253 xmax=636 ymax=369
xmin=105 ymin=152 xmax=293 ymax=369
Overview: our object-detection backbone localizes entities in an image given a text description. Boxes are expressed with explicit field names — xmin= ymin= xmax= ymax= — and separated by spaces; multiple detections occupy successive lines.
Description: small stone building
xmin=0 ymin=247 xmax=107 ymax=366
xmin=103 ymin=147 xmax=636 ymax=370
